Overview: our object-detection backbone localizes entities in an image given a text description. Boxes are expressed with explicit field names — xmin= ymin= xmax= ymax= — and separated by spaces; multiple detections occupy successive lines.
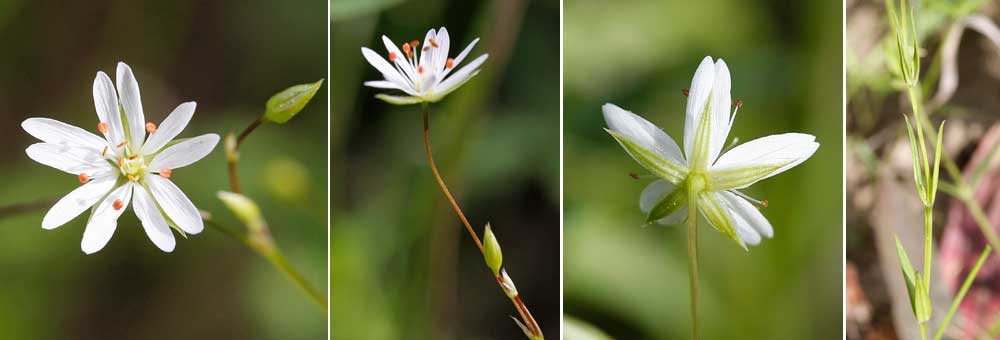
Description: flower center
xmin=117 ymin=147 xmax=146 ymax=181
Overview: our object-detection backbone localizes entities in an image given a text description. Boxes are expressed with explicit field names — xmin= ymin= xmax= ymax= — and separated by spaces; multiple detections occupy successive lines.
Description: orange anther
xmin=102 ymin=146 xmax=108 ymax=157
xmin=78 ymin=173 xmax=90 ymax=183
xmin=388 ymin=51 xmax=397 ymax=61
xmin=402 ymin=43 xmax=411 ymax=53
xmin=128 ymin=154 xmax=138 ymax=160
xmin=117 ymin=141 xmax=127 ymax=148
xmin=97 ymin=122 xmax=109 ymax=134
xmin=446 ymin=58 xmax=455 ymax=69
xmin=682 ymin=89 xmax=689 ymax=97
xmin=118 ymin=158 xmax=125 ymax=168
xmin=761 ymin=200 xmax=769 ymax=208
xmin=411 ymin=40 xmax=420 ymax=47
xmin=418 ymin=66 xmax=424 ymax=74
xmin=127 ymin=175 xmax=137 ymax=182
xmin=145 ymin=122 xmax=157 ymax=133
xmin=429 ymin=38 xmax=439 ymax=48
xmin=112 ymin=199 xmax=123 ymax=210
xmin=160 ymin=168 xmax=172 ymax=178
xmin=735 ymin=99 xmax=743 ymax=108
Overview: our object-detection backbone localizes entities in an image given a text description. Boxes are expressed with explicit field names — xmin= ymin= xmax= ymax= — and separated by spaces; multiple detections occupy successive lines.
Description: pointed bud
xmin=483 ymin=224 xmax=503 ymax=275
xmin=217 ymin=191 xmax=265 ymax=234
xmin=262 ymin=79 xmax=324 ymax=124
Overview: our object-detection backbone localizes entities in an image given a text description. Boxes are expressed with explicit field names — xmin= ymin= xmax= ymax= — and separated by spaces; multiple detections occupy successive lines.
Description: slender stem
xmin=935 ymin=246 xmax=992 ymax=340
xmin=204 ymin=219 xmax=326 ymax=311
xmin=228 ymin=117 xmax=264 ymax=194
xmin=422 ymin=104 xmax=541 ymax=338
xmin=686 ymin=190 xmax=699 ymax=340
xmin=923 ymin=207 xmax=933 ymax=290
xmin=921 ymin=324 xmax=928 ymax=340
xmin=421 ymin=104 xmax=483 ymax=253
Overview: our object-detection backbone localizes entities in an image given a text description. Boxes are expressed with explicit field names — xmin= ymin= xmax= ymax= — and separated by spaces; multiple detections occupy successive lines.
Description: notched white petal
xmin=42 ymin=176 xmax=117 ymax=230
xmin=603 ymin=103 xmax=687 ymax=167
xmin=93 ymin=71 xmax=125 ymax=145
xmin=145 ymin=175 xmax=204 ymax=234
xmin=133 ymin=184 xmax=176 ymax=252
xmin=709 ymin=133 xmax=819 ymax=190
xmin=142 ymin=102 xmax=196 ymax=154
xmin=22 ymin=118 xmax=107 ymax=151
xmin=683 ymin=56 xmax=716 ymax=158
xmin=81 ymin=183 xmax=133 ymax=254
xmin=148 ymin=134 xmax=219 ymax=170
xmin=117 ymin=62 xmax=146 ymax=149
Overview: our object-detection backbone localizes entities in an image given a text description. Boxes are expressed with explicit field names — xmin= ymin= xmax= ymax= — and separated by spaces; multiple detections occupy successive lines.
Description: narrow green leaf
xmin=263 ymin=79 xmax=324 ymax=123
xmin=904 ymin=117 xmax=929 ymax=206
xmin=930 ymin=121 xmax=945 ymax=204
xmin=895 ymin=236 xmax=920 ymax=318
xmin=935 ymin=246 xmax=991 ymax=340
xmin=645 ymin=187 xmax=688 ymax=224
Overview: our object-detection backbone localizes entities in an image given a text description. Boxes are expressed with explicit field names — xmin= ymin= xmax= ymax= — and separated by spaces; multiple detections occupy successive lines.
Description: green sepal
xmin=605 ymin=129 xmax=687 ymax=184
xmin=894 ymin=236 xmax=930 ymax=322
xmin=697 ymin=193 xmax=743 ymax=250
xmin=263 ymin=79 xmax=324 ymax=123
xmin=374 ymin=93 xmax=422 ymax=105
xmin=929 ymin=121 xmax=945 ymax=204
xmin=708 ymin=163 xmax=787 ymax=191
xmin=903 ymin=117 xmax=929 ymax=206
xmin=645 ymin=186 xmax=687 ymax=224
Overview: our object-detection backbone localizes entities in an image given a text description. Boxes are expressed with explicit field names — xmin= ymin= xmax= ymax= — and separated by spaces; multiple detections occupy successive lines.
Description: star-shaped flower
xmin=22 ymin=62 xmax=219 ymax=254
xmin=603 ymin=56 xmax=819 ymax=249
xmin=361 ymin=27 xmax=488 ymax=105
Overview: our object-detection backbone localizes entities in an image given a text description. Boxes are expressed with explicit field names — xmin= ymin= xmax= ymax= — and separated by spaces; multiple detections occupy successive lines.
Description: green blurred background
xmin=563 ymin=0 xmax=842 ymax=339
xmin=0 ymin=1 xmax=327 ymax=339
xmin=331 ymin=0 xmax=559 ymax=339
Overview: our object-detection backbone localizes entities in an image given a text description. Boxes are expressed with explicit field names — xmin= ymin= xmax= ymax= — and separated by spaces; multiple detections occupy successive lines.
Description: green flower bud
xmin=217 ymin=191 xmax=265 ymax=233
xmin=483 ymin=224 xmax=503 ymax=275
xmin=263 ymin=79 xmax=324 ymax=124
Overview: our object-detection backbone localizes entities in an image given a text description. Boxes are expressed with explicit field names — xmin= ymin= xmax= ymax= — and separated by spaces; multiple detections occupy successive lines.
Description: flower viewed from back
xmin=22 ymin=62 xmax=219 ymax=254
xmin=603 ymin=56 xmax=819 ymax=249
xmin=361 ymin=27 xmax=488 ymax=105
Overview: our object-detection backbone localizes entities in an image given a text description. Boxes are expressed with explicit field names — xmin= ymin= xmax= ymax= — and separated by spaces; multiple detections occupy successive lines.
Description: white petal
xmin=25 ymin=143 xmax=114 ymax=176
xmin=710 ymin=133 xmax=819 ymax=189
xmin=362 ymin=46 xmax=410 ymax=88
xmin=443 ymin=38 xmax=479 ymax=79
xmin=21 ymin=118 xmax=107 ymax=151
xmin=715 ymin=191 xmax=769 ymax=247
xmin=133 ymin=184 xmax=176 ymax=252
xmin=420 ymin=28 xmax=436 ymax=70
xmin=434 ymin=27 xmax=451 ymax=73
xmin=148 ymin=134 xmax=219 ymax=171
xmin=117 ymin=62 xmax=146 ymax=149
xmin=639 ymin=180 xmax=687 ymax=225
xmin=42 ymin=176 xmax=117 ymax=230
xmin=142 ymin=102 xmax=195 ymax=154
xmin=81 ymin=182 xmax=133 ymax=254
xmin=706 ymin=59 xmax=732 ymax=163
xmin=433 ymin=54 xmax=488 ymax=98
xmin=381 ymin=36 xmax=418 ymax=83
xmin=363 ymin=80 xmax=418 ymax=96
xmin=145 ymin=175 xmax=203 ymax=234
xmin=93 ymin=71 xmax=125 ymax=145
xmin=374 ymin=94 xmax=424 ymax=105
xmin=602 ymin=103 xmax=687 ymax=167
xmin=683 ymin=56 xmax=716 ymax=160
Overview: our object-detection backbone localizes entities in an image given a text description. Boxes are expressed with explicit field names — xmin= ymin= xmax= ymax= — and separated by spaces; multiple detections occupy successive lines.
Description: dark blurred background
xmin=0 ymin=1 xmax=327 ymax=339
xmin=331 ymin=0 xmax=559 ymax=339
xmin=563 ymin=0 xmax=843 ymax=339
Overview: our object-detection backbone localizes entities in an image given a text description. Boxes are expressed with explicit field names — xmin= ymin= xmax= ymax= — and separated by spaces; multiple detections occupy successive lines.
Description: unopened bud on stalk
xmin=483 ymin=224 xmax=503 ymax=275
xmin=225 ymin=133 xmax=239 ymax=162
xmin=217 ymin=191 xmax=266 ymax=234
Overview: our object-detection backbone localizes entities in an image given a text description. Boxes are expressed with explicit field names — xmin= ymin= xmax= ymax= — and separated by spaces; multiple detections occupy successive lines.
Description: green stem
xmin=0 ymin=198 xmax=56 ymax=219
xmin=686 ymin=190 xmax=699 ymax=340
xmin=204 ymin=219 xmax=327 ymax=312
xmin=923 ymin=207 xmax=933 ymax=291
xmin=921 ymin=324 xmax=928 ymax=340
xmin=935 ymin=246 xmax=991 ymax=340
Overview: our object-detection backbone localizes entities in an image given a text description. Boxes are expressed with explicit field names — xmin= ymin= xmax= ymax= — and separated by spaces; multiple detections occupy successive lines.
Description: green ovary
xmin=121 ymin=154 xmax=147 ymax=178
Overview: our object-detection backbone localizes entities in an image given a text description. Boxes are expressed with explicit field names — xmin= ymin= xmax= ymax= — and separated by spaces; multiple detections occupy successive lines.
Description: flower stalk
xmin=421 ymin=104 xmax=543 ymax=339
xmin=686 ymin=186 xmax=699 ymax=340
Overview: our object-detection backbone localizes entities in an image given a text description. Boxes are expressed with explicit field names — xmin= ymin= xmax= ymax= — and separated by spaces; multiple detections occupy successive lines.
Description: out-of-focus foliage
xmin=564 ymin=0 xmax=843 ymax=338
xmin=0 ymin=1 xmax=327 ymax=339
xmin=332 ymin=0 xmax=560 ymax=339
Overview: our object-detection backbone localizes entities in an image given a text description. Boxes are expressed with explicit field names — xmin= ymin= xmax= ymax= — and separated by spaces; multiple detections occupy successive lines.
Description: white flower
xmin=603 ymin=56 xmax=819 ymax=249
xmin=22 ymin=62 xmax=219 ymax=254
xmin=361 ymin=27 xmax=488 ymax=105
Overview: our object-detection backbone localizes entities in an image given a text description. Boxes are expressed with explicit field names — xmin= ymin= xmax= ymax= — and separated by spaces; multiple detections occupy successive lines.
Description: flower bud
xmin=217 ymin=191 xmax=265 ymax=234
xmin=483 ymin=224 xmax=503 ymax=275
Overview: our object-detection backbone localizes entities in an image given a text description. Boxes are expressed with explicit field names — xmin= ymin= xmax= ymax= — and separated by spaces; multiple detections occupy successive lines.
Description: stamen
xmin=682 ymin=88 xmax=689 ymax=97
xmin=411 ymin=40 xmax=420 ymax=48
xmin=729 ymin=98 xmax=742 ymax=128
xmin=102 ymin=146 xmax=109 ymax=157
xmin=113 ymin=199 xmax=123 ymax=210
xmin=418 ymin=65 xmax=424 ymax=74
xmin=629 ymin=172 xmax=640 ymax=180
xmin=145 ymin=122 xmax=157 ymax=133
xmin=78 ymin=173 xmax=90 ymax=183
xmin=423 ymin=46 xmax=430 ymax=52
xmin=128 ymin=154 xmax=138 ymax=160
xmin=628 ymin=173 xmax=657 ymax=180
xmin=118 ymin=158 xmax=125 ymax=168
xmin=735 ymin=99 xmax=743 ymax=108
xmin=733 ymin=190 xmax=767 ymax=209
xmin=97 ymin=122 xmax=109 ymax=134
xmin=388 ymin=51 xmax=397 ymax=61
xmin=116 ymin=141 xmax=127 ymax=148
xmin=446 ymin=58 xmax=455 ymax=69
xmin=160 ymin=168 xmax=173 ymax=178
xmin=127 ymin=175 xmax=137 ymax=182
xmin=403 ymin=43 xmax=412 ymax=58
xmin=429 ymin=38 xmax=439 ymax=48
